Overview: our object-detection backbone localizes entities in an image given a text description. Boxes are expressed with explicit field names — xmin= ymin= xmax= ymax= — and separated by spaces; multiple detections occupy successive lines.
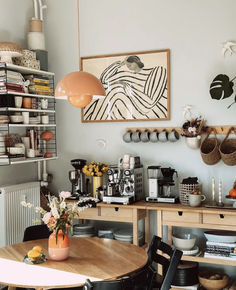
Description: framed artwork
xmin=81 ymin=49 xmax=170 ymax=122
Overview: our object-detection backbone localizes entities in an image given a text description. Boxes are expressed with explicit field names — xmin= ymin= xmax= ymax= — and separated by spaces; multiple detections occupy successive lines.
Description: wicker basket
xmin=200 ymin=128 xmax=221 ymax=165
xmin=219 ymin=127 xmax=236 ymax=166
xmin=179 ymin=183 xmax=202 ymax=205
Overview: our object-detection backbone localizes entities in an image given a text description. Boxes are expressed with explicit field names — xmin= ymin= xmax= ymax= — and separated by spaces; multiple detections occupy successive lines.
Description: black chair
xmin=147 ymin=235 xmax=183 ymax=290
xmin=83 ymin=263 xmax=155 ymax=290
xmin=23 ymin=224 xmax=50 ymax=242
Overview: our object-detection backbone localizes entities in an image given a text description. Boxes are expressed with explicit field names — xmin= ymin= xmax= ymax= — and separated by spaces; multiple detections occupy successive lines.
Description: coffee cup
xmin=22 ymin=112 xmax=29 ymax=124
xmin=168 ymin=129 xmax=180 ymax=142
xmin=131 ymin=130 xmax=141 ymax=143
xmin=14 ymin=96 xmax=22 ymax=108
xmin=140 ymin=130 xmax=150 ymax=143
xmin=150 ymin=130 xmax=159 ymax=143
xmin=158 ymin=129 xmax=168 ymax=142
xmin=188 ymin=193 xmax=206 ymax=207
xmin=123 ymin=131 xmax=132 ymax=143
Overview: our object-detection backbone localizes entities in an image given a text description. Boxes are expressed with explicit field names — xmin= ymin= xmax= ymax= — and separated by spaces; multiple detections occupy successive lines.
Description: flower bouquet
xmin=82 ymin=161 xmax=109 ymax=197
xmin=21 ymin=191 xmax=97 ymax=260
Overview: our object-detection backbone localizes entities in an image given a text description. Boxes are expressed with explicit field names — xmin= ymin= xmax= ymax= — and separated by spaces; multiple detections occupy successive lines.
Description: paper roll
xmin=27 ymin=32 xmax=46 ymax=50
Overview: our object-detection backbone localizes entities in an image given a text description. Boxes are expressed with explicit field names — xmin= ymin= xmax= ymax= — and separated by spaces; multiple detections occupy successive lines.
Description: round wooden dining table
xmin=0 ymin=237 xmax=148 ymax=289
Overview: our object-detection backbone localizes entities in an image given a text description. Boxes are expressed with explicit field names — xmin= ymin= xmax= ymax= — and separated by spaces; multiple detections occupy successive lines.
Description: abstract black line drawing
xmin=81 ymin=50 xmax=170 ymax=122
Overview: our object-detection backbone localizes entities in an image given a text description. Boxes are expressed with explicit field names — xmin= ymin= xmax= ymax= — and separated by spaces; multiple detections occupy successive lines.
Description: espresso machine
xmin=146 ymin=166 xmax=178 ymax=203
xmin=69 ymin=159 xmax=87 ymax=199
xmin=102 ymin=155 xmax=144 ymax=205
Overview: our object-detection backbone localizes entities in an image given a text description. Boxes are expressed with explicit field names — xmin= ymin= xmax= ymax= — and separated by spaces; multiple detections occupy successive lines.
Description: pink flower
xmin=42 ymin=212 xmax=52 ymax=224
xmin=59 ymin=191 xmax=71 ymax=199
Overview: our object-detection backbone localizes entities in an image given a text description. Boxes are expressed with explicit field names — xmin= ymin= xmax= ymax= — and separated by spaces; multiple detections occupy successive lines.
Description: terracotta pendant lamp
xmin=55 ymin=0 xmax=105 ymax=108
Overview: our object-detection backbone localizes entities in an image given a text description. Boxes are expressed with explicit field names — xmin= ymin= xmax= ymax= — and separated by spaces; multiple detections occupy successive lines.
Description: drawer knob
xmin=178 ymin=211 xmax=183 ymax=216
xmin=219 ymin=214 xmax=224 ymax=219
xmin=115 ymin=207 xmax=119 ymax=212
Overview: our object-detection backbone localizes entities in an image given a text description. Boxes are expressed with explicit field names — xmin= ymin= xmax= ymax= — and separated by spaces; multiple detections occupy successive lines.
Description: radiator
xmin=0 ymin=181 xmax=41 ymax=247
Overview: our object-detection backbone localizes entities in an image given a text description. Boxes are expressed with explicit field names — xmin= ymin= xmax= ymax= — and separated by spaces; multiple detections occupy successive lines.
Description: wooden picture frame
xmin=81 ymin=49 xmax=170 ymax=123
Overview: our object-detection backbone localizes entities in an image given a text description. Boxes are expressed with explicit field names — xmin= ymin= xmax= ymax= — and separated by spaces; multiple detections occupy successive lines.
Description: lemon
xmin=28 ymin=249 xmax=41 ymax=261
xmin=32 ymin=245 xmax=43 ymax=254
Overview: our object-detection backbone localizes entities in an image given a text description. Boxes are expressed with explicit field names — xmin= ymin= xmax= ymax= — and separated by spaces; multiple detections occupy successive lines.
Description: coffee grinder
xmin=69 ymin=159 xmax=87 ymax=199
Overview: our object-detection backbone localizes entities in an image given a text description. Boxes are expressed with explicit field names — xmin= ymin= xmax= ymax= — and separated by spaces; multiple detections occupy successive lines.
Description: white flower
xmin=51 ymin=206 xmax=60 ymax=219
xmin=60 ymin=201 xmax=66 ymax=210
xmin=21 ymin=201 xmax=27 ymax=207
xmin=59 ymin=191 xmax=71 ymax=199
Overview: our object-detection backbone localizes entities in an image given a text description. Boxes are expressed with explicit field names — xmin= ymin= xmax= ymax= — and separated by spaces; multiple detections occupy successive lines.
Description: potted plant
xmin=181 ymin=107 xmax=205 ymax=149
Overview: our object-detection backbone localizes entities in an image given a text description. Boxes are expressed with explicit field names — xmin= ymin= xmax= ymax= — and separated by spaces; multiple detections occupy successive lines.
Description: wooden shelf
xmin=181 ymin=253 xmax=236 ymax=266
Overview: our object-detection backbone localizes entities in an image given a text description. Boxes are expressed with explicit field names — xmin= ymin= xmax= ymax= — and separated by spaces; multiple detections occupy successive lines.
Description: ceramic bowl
xmin=172 ymin=233 xmax=196 ymax=250
xmin=198 ymin=272 xmax=229 ymax=290
xmin=10 ymin=115 xmax=23 ymax=123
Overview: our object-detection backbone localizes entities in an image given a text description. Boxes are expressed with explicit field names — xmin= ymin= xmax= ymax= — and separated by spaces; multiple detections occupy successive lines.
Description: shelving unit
xmin=0 ymin=63 xmax=57 ymax=165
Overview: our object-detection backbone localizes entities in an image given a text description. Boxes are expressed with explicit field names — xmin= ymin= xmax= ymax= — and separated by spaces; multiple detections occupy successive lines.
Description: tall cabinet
xmin=0 ymin=63 xmax=57 ymax=166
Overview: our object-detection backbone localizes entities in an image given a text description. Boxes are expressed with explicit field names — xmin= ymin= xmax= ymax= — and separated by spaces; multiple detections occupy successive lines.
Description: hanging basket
xmin=219 ymin=127 xmax=236 ymax=166
xmin=200 ymin=128 xmax=221 ymax=165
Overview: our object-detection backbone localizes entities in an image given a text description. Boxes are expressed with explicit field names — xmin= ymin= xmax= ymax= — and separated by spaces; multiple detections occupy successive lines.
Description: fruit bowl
xmin=198 ymin=271 xmax=229 ymax=290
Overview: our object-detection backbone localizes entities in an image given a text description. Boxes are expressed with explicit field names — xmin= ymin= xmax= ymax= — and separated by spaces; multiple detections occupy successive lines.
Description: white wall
xmin=0 ymin=0 xmax=38 ymax=186
xmin=46 ymin=0 xmax=236 ymax=199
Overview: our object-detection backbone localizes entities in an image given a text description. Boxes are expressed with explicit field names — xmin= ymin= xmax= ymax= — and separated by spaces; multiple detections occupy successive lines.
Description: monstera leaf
xmin=209 ymin=74 xmax=234 ymax=100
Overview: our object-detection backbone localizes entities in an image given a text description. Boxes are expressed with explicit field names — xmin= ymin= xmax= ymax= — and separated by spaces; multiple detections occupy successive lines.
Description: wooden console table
xmin=77 ymin=202 xmax=149 ymax=247
xmin=76 ymin=201 xmax=236 ymax=267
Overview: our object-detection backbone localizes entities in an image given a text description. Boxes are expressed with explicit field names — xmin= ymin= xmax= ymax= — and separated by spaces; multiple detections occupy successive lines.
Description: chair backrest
xmin=147 ymin=235 xmax=183 ymax=290
xmin=83 ymin=263 xmax=155 ymax=290
xmin=23 ymin=224 xmax=50 ymax=242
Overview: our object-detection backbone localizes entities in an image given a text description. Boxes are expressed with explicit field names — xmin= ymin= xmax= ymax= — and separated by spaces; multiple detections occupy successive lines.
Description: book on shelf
xmin=204 ymin=251 xmax=236 ymax=260
xmin=206 ymin=241 xmax=236 ymax=247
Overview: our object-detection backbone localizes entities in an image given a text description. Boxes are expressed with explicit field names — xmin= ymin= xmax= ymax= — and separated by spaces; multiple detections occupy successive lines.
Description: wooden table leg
xmin=157 ymin=210 xmax=163 ymax=275
xmin=145 ymin=209 xmax=150 ymax=247
xmin=133 ymin=208 xmax=138 ymax=246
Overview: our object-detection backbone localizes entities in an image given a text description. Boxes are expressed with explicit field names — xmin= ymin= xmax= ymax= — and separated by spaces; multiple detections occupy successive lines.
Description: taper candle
xmin=219 ymin=180 xmax=222 ymax=204
xmin=212 ymin=178 xmax=215 ymax=202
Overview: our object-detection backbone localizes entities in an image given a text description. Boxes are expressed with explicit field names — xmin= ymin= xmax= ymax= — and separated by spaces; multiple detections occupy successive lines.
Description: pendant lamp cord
xmin=77 ymin=0 xmax=81 ymax=70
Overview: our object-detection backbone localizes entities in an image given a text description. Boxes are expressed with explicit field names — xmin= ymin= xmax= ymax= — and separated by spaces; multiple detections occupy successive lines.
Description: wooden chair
xmin=23 ymin=224 xmax=50 ymax=242
xmin=147 ymin=235 xmax=183 ymax=290
xmin=83 ymin=263 xmax=155 ymax=290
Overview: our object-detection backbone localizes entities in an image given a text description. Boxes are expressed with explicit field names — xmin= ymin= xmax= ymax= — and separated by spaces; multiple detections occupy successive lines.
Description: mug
xmin=188 ymin=193 xmax=206 ymax=207
xmin=27 ymin=148 xmax=35 ymax=158
xmin=168 ymin=129 xmax=180 ymax=142
xmin=158 ymin=129 xmax=168 ymax=142
xmin=150 ymin=130 xmax=159 ymax=143
xmin=22 ymin=112 xmax=29 ymax=124
xmin=41 ymin=115 xmax=49 ymax=124
xmin=14 ymin=96 xmax=23 ymax=108
xmin=140 ymin=130 xmax=150 ymax=143
xmin=131 ymin=130 xmax=141 ymax=143
xmin=123 ymin=131 xmax=132 ymax=143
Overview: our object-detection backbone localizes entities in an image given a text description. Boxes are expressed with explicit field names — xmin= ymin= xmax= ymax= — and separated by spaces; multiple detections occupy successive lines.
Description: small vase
xmin=93 ymin=176 xmax=102 ymax=198
xmin=185 ymin=136 xmax=201 ymax=149
xmin=48 ymin=230 xmax=69 ymax=261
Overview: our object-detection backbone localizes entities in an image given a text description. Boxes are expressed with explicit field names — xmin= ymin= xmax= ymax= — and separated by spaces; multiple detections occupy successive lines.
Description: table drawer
xmin=101 ymin=207 xmax=133 ymax=220
xmin=79 ymin=207 xmax=99 ymax=218
xmin=203 ymin=213 xmax=236 ymax=226
xmin=162 ymin=211 xmax=201 ymax=223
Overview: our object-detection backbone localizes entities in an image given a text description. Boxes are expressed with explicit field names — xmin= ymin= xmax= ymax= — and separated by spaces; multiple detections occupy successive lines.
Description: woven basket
xmin=179 ymin=183 xmax=202 ymax=205
xmin=200 ymin=128 xmax=221 ymax=165
xmin=219 ymin=127 xmax=236 ymax=166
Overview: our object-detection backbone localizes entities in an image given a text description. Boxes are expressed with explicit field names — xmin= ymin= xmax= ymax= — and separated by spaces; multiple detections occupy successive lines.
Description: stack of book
xmin=25 ymin=74 xmax=52 ymax=96
xmin=204 ymin=241 xmax=236 ymax=261
xmin=0 ymin=70 xmax=24 ymax=93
